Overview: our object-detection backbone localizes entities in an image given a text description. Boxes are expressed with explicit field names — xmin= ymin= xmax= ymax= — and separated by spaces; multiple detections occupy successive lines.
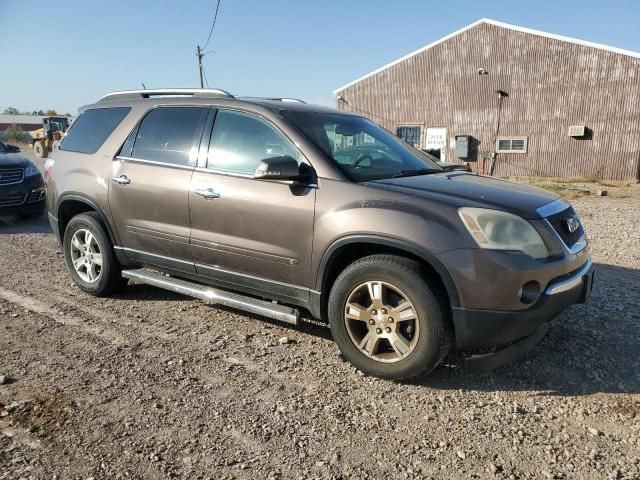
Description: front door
xmin=189 ymin=109 xmax=316 ymax=302
xmin=109 ymin=106 xmax=209 ymax=272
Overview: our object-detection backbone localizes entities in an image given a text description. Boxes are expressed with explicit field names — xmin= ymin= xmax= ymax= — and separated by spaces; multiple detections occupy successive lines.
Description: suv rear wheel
xmin=328 ymin=255 xmax=451 ymax=380
xmin=63 ymin=212 xmax=125 ymax=296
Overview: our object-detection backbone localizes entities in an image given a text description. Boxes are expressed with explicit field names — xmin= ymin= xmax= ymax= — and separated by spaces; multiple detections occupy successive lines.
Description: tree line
xmin=2 ymin=107 xmax=72 ymax=117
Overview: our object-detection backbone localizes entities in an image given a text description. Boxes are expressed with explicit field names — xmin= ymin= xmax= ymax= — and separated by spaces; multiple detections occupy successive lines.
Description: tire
xmin=328 ymin=254 xmax=451 ymax=380
xmin=63 ymin=212 xmax=124 ymax=296
xmin=33 ymin=141 xmax=48 ymax=159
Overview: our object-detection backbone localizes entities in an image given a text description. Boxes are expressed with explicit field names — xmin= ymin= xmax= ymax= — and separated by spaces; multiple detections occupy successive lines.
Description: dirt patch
xmin=1 ymin=393 xmax=75 ymax=437
xmin=1 ymin=189 xmax=639 ymax=479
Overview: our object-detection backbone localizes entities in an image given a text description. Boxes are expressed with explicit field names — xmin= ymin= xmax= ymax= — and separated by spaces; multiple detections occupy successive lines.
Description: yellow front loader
xmin=30 ymin=116 xmax=70 ymax=158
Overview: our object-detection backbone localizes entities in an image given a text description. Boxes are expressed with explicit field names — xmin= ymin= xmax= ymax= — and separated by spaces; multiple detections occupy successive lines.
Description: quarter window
xmin=207 ymin=110 xmax=299 ymax=175
xmin=130 ymin=107 xmax=208 ymax=166
xmin=60 ymin=107 xmax=130 ymax=154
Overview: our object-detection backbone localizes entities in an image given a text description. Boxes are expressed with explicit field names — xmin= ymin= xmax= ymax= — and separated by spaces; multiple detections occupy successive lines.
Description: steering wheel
xmin=353 ymin=154 xmax=373 ymax=168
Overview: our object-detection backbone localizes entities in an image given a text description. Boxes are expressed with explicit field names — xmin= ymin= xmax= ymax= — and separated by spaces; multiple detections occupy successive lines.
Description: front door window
xmin=207 ymin=110 xmax=299 ymax=175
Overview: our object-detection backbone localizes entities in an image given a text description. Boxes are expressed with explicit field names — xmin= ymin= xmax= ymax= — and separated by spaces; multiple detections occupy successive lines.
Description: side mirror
xmin=254 ymin=155 xmax=304 ymax=181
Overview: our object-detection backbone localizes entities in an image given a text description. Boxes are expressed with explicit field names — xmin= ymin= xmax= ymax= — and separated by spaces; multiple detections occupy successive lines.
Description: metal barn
xmin=334 ymin=18 xmax=640 ymax=181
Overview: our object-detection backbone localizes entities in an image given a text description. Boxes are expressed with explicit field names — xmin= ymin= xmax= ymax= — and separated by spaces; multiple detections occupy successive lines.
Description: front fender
xmin=316 ymin=234 xmax=461 ymax=308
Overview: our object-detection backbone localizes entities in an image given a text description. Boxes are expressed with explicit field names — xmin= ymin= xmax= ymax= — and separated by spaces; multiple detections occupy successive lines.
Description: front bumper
xmin=453 ymin=258 xmax=594 ymax=350
xmin=0 ymin=198 xmax=46 ymax=216
xmin=0 ymin=175 xmax=46 ymax=217
xmin=453 ymin=259 xmax=594 ymax=373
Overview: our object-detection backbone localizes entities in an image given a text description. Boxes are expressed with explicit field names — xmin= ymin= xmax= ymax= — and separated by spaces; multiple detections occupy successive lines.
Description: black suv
xmin=0 ymin=152 xmax=46 ymax=219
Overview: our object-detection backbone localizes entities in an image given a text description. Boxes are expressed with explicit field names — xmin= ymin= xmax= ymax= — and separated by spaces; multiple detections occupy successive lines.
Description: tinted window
xmin=119 ymin=127 xmax=137 ymax=158
xmin=207 ymin=110 xmax=298 ymax=175
xmin=60 ymin=107 xmax=130 ymax=154
xmin=131 ymin=107 xmax=208 ymax=166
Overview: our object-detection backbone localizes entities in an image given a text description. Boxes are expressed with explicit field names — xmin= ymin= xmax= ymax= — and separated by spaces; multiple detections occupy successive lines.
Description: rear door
xmin=109 ymin=106 xmax=209 ymax=272
xmin=188 ymin=108 xmax=316 ymax=302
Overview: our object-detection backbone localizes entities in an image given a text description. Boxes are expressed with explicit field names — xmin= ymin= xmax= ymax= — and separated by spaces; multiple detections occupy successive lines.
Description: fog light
xmin=519 ymin=281 xmax=541 ymax=304
xmin=27 ymin=187 xmax=46 ymax=203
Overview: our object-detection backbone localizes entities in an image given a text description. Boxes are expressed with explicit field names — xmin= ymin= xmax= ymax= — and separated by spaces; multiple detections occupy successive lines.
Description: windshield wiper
xmin=392 ymin=168 xmax=439 ymax=178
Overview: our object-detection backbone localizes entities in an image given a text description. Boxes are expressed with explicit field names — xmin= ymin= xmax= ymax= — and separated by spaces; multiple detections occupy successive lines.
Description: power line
xmin=196 ymin=0 xmax=222 ymax=88
xmin=203 ymin=68 xmax=210 ymax=88
xmin=202 ymin=0 xmax=221 ymax=51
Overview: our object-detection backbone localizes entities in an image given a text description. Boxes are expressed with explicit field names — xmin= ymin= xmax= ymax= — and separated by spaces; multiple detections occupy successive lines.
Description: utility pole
xmin=196 ymin=45 xmax=204 ymax=88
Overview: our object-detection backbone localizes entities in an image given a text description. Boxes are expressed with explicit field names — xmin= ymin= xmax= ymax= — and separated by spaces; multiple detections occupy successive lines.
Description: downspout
xmin=489 ymin=90 xmax=508 ymax=176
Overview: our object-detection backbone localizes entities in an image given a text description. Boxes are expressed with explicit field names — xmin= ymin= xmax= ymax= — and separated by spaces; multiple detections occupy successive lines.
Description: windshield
xmin=48 ymin=117 xmax=69 ymax=132
xmin=281 ymin=111 xmax=441 ymax=182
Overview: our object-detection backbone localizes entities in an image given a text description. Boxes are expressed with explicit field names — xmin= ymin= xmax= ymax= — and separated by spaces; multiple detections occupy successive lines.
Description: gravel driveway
xmin=1 ymin=149 xmax=639 ymax=479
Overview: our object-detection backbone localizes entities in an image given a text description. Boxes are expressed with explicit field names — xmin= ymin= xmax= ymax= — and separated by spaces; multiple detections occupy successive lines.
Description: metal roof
xmin=0 ymin=114 xmax=44 ymax=125
xmin=333 ymin=18 xmax=640 ymax=94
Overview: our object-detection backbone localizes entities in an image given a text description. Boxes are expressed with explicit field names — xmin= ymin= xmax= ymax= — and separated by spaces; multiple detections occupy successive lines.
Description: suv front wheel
xmin=328 ymin=255 xmax=451 ymax=380
xmin=63 ymin=212 xmax=125 ymax=296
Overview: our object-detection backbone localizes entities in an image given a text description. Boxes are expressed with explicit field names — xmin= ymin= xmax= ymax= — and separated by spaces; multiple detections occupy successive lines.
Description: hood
xmin=0 ymin=153 xmax=33 ymax=169
xmin=369 ymin=172 xmax=559 ymax=219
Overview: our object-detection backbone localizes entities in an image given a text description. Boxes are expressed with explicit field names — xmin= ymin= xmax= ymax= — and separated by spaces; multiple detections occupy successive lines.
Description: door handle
xmin=193 ymin=188 xmax=220 ymax=200
xmin=112 ymin=175 xmax=131 ymax=185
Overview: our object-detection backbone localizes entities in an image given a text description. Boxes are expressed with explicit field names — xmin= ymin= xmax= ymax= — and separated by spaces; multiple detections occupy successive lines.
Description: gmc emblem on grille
xmin=564 ymin=216 xmax=580 ymax=233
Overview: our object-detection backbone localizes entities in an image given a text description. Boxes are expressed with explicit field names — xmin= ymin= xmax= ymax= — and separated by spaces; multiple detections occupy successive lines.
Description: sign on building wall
xmin=424 ymin=127 xmax=447 ymax=162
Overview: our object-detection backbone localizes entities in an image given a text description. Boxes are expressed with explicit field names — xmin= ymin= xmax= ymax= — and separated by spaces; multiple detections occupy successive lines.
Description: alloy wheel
xmin=69 ymin=229 xmax=103 ymax=283
xmin=344 ymin=281 xmax=420 ymax=363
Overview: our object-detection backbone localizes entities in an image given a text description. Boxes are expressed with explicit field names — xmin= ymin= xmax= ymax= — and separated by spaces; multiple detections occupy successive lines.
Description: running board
xmin=121 ymin=269 xmax=300 ymax=325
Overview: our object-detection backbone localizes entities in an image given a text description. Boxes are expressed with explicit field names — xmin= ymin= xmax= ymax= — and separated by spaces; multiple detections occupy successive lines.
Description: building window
xmin=496 ymin=137 xmax=528 ymax=154
xmin=396 ymin=126 xmax=421 ymax=148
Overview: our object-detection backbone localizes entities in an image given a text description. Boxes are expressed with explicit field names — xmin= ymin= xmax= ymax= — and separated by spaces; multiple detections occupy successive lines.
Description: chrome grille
xmin=0 ymin=168 xmax=24 ymax=185
xmin=0 ymin=193 xmax=26 ymax=207
xmin=546 ymin=206 xmax=584 ymax=249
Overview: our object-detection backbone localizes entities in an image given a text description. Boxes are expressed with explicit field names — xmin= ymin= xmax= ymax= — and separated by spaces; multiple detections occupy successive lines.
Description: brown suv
xmin=46 ymin=89 xmax=594 ymax=380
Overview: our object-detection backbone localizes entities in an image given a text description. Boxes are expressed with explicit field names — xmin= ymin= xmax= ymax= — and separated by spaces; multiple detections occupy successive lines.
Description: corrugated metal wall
xmin=336 ymin=23 xmax=640 ymax=181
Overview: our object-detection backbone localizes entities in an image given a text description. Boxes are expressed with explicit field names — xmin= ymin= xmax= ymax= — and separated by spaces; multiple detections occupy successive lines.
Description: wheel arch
xmin=56 ymin=195 xmax=118 ymax=246
xmin=316 ymin=235 xmax=460 ymax=319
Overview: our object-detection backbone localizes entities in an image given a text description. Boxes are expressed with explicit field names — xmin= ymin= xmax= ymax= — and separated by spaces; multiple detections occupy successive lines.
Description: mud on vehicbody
xmin=46 ymin=89 xmax=593 ymax=380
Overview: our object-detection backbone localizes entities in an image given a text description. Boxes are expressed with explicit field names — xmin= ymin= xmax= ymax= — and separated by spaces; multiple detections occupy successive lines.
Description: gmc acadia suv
xmin=46 ymin=89 xmax=594 ymax=380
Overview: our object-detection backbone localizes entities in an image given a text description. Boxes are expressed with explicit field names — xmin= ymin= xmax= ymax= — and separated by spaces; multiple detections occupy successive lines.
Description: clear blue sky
xmin=1 ymin=0 xmax=639 ymax=114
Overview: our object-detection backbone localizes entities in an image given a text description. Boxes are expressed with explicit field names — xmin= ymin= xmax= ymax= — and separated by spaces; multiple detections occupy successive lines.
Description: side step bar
xmin=121 ymin=269 xmax=300 ymax=325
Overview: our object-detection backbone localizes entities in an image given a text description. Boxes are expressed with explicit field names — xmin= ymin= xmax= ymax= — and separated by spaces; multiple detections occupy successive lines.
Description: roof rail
xmin=239 ymin=96 xmax=307 ymax=104
xmin=98 ymin=88 xmax=235 ymax=102
xmin=267 ymin=97 xmax=306 ymax=103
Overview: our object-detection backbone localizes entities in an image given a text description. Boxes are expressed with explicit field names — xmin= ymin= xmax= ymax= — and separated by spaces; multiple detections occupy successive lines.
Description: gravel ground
xmin=1 ymin=149 xmax=639 ymax=479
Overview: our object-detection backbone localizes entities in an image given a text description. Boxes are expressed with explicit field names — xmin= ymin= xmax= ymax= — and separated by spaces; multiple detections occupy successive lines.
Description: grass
xmin=505 ymin=176 xmax=638 ymax=199
xmin=543 ymin=176 xmax=633 ymax=187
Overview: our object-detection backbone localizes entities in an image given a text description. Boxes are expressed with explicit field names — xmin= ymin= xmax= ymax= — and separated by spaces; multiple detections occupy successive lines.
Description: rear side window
xmin=130 ymin=107 xmax=208 ymax=166
xmin=60 ymin=107 xmax=130 ymax=154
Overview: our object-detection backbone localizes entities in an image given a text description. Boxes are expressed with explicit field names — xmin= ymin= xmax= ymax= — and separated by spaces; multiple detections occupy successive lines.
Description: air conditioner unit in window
xmin=568 ymin=125 xmax=586 ymax=137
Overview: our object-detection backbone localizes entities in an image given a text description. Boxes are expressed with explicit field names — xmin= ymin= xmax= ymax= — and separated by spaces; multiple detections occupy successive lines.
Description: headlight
xmin=24 ymin=164 xmax=40 ymax=177
xmin=458 ymin=207 xmax=549 ymax=259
